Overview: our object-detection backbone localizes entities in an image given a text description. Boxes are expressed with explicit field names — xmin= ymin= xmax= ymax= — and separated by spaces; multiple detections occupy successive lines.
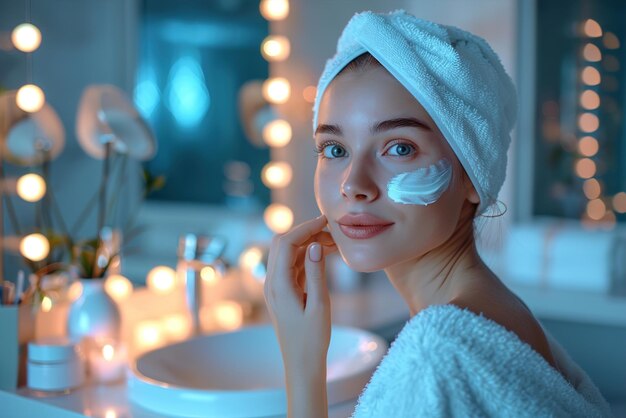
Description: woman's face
xmin=314 ymin=66 xmax=477 ymax=272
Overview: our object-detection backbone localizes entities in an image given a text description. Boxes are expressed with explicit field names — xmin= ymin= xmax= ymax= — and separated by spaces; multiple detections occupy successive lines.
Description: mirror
xmin=135 ymin=0 xmax=271 ymax=211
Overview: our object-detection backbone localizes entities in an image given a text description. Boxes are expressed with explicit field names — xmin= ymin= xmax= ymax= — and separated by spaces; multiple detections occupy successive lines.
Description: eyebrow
xmin=314 ymin=117 xmax=432 ymax=136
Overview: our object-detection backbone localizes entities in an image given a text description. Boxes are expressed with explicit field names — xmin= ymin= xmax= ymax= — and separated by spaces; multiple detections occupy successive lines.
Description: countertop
xmin=3 ymin=273 xmax=626 ymax=418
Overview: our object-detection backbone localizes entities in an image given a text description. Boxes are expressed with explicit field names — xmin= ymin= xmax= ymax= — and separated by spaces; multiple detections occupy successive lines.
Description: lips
xmin=337 ymin=213 xmax=394 ymax=240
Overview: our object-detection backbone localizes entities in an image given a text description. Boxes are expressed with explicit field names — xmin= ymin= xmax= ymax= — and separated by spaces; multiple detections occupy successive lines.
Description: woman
xmin=263 ymin=10 xmax=611 ymax=418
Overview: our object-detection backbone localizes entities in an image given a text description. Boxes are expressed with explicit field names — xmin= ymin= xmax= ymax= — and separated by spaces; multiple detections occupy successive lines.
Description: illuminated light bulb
xmin=135 ymin=320 xmax=164 ymax=350
xmin=147 ymin=266 xmax=177 ymax=294
xmin=261 ymin=161 xmax=292 ymax=188
xmin=583 ymin=19 xmax=602 ymax=38
xmin=102 ymin=344 xmax=115 ymax=361
xmin=16 ymin=173 xmax=46 ymax=202
xmin=262 ymin=78 xmax=290 ymax=104
xmin=104 ymin=274 xmax=133 ymax=301
xmin=262 ymin=119 xmax=292 ymax=147
xmin=586 ymin=199 xmax=606 ymax=220
xmin=575 ymin=158 xmax=596 ymax=179
xmin=264 ymin=203 xmax=294 ymax=233
xmin=11 ymin=23 xmax=41 ymax=52
xmin=41 ymin=296 xmax=52 ymax=312
xmin=581 ymin=66 xmax=601 ymax=86
xmin=583 ymin=178 xmax=601 ymax=200
xmin=20 ymin=233 xmax=49 ymax=261
xmin=578 ymin=112 xmax=599 ymax=133
xmin=200 ymin=265 xmax=219 ymax=285
xmin=582 ymin=43 xmax=601 ymax=62
xmin=104 ymin=409 xmax=117 ymax=418
xmin=16 ymin=84 xmax=45 ymax=113
xmin=239 ymin=246 xmax=263 ymax=270
xmin=613 ymin=192 xmax=626 ymax=214
xmin=214 ymin=300 xmax=244 ymax=330
xmin=302 ymin=85 xmax=317 ymax=103
xmin=261 ymin=35 xmax=290 ymax=61
xmin=259 ymin=0 xmax=289 ymax=20
xmin=162 ymin=313 xmax=190 ymax=341
xmin=579 ymin=90 xmax=600 ymax=110
xmin=578 ymin=136 xmax=599 ymax=157
xmin=603 ymin=32 xmax=620 ymax=49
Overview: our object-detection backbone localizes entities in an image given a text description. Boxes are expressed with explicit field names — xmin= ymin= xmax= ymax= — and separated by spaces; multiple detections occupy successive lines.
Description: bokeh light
xmin=259 ymin=0 xmax=289 ymax=21
xmin=20 ymin=233 xmax=49 ymax=261
xmin=613 ymin=192 xmax=626 ymax=214
xmin=578 ymin=136 xmax=599 ymax=157
xmin=603 ymin=32 xmax=620 ymax=49
xmin=579 ymin=90 xmax=600 ymax=110
xmin=262 ymin=77 xmax=290 ymax=104
xmin=578 ymin=112 xmax=599 ymax=133
xmin=586 ymin=198 xmax=606 ymax=220
xmin=582 ymin=43 xmax=601 ymax=62
xmin=581 ymin=66 xmax=601 ymax=86
xmin=261 ymin=161 xmax=293 ymax=188
xmin=16 ymin=173 xmax=46 ymax=202
xmin=575 ymin=158 xmax=596 ymax=179
xmin=11 ymin=23 xmax=41 ymax=52
xmin=582 ymin=178 xmax=601 ymax=200
xmin=200 ymin=265 xmax=219 ymax=285
xmin=264 ymin=203 xmax=293 ymax=233
xmin=583 ymin=19 xmax=602 ymax=38
xmin=213 ymin=301 xmax=244 ymax=330
xmin=261 ymin=35 xmax=290 ymax=61
xmin=147 ymin=266 xmax=177 ymax=294
xmin=262 ymin=119 xmax=292 ymax=147
xmin=16 ymin=84 xmax=45 ymax=113
xmin=303 ymin=85 xmax=317 ymax=103
xmin=104 ymin=274 xmax=133 ymax=301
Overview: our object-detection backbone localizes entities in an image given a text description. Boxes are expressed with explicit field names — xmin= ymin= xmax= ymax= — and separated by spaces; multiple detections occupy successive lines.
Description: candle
xmin=88 ymin=339 xmax=127 ymax=384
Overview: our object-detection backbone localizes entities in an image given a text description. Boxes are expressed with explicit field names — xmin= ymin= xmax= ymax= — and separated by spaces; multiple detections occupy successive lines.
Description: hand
xmin=264 ymin=214 xmax=338 ymax=370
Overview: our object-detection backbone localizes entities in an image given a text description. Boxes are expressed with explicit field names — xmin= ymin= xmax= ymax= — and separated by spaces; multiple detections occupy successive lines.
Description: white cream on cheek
xmin=387 ymin=158 xmax=453 ymax=205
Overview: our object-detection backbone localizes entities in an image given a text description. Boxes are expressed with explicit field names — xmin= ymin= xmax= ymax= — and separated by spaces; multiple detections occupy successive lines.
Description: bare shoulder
xmin=449 ymin=281 xmax=557 ymax=370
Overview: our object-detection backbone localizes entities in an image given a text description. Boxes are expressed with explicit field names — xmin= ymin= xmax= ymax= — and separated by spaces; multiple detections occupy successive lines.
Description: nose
xmin=341 ymin=158 xmax=379 ymax=202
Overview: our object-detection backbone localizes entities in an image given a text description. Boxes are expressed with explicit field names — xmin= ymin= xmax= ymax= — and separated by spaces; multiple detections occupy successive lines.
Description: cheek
xmin=314 ymin=165 xmax=337 ymax=214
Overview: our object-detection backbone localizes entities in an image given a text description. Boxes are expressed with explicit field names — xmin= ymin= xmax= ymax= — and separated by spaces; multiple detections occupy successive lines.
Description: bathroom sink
xmin=128 ymin=324 xmax=387 ymax=418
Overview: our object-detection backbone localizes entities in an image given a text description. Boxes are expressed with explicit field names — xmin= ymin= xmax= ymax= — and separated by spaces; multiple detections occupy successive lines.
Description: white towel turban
xmin=312 ymin=10 xmax=517 ymax=216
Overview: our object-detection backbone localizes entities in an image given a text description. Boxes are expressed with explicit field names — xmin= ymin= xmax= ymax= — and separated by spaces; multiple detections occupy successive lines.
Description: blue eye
xmin=386 ymin=142 xmax=415 ymax=157
xmin=316 ymin=142 xmax=347 ymax=159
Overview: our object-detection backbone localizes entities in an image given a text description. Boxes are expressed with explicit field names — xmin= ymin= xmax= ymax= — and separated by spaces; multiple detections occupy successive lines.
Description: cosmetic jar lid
xmin=28 ymin=337 xmax=82 ymax=363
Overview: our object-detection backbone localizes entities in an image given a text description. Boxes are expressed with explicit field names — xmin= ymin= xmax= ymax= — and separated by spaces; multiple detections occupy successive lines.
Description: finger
xmin=304 ymin=242 xmax=329 ymax=314
xmin=269 ymin=215 xmax=329 ymax=292
xmin=296 ymin=242 xmax=336 ymax=291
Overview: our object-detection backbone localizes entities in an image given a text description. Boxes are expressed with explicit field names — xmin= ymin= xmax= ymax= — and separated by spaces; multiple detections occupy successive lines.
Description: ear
xmin=463 ymin=173 xmax=480 ymax=204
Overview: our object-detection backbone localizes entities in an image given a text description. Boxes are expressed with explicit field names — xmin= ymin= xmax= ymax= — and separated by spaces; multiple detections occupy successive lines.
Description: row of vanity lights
xmin=574 ymin=19 xmax=626 ymax=226
xmin=257 ymin=0 xmax=319 ymax=234
xmin=5 ymin=17 xmax=54 ymax=262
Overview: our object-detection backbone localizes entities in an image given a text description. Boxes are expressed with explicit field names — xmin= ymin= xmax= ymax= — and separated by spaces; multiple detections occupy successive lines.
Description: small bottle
xmin=27 ymin=337 xmax=85 ymax=396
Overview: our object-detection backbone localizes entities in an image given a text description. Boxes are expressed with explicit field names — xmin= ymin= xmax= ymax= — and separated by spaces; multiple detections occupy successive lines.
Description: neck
xmin=383 ymin=211 xmax=488 ymax=317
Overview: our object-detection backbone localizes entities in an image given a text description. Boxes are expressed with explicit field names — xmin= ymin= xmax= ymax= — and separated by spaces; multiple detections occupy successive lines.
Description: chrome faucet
xmin=177 ymin=234 xmax=227 ymax=336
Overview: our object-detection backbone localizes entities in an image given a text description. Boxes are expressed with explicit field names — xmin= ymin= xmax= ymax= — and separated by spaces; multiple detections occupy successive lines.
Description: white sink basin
xmin=128 ymin=324 xmax=387 ymax=418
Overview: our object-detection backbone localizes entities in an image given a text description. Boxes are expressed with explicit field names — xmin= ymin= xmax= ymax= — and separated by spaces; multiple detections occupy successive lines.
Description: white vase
xmin=67 ymin=279 xmax=121 ymax=342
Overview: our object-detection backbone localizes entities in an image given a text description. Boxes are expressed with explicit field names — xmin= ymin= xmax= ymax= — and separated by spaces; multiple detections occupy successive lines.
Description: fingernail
xmin=309 ymin=243 xmax=322 ymax=262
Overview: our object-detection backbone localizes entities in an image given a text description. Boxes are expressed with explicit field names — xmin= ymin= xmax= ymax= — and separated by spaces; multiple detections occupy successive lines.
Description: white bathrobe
xmin=351 ymin=305 xmax=613 ymax=418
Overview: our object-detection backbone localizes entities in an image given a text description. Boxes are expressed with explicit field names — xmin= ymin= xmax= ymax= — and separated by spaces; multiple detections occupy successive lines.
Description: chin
xmin=336 ymin=248 xmax=386 ymax=273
